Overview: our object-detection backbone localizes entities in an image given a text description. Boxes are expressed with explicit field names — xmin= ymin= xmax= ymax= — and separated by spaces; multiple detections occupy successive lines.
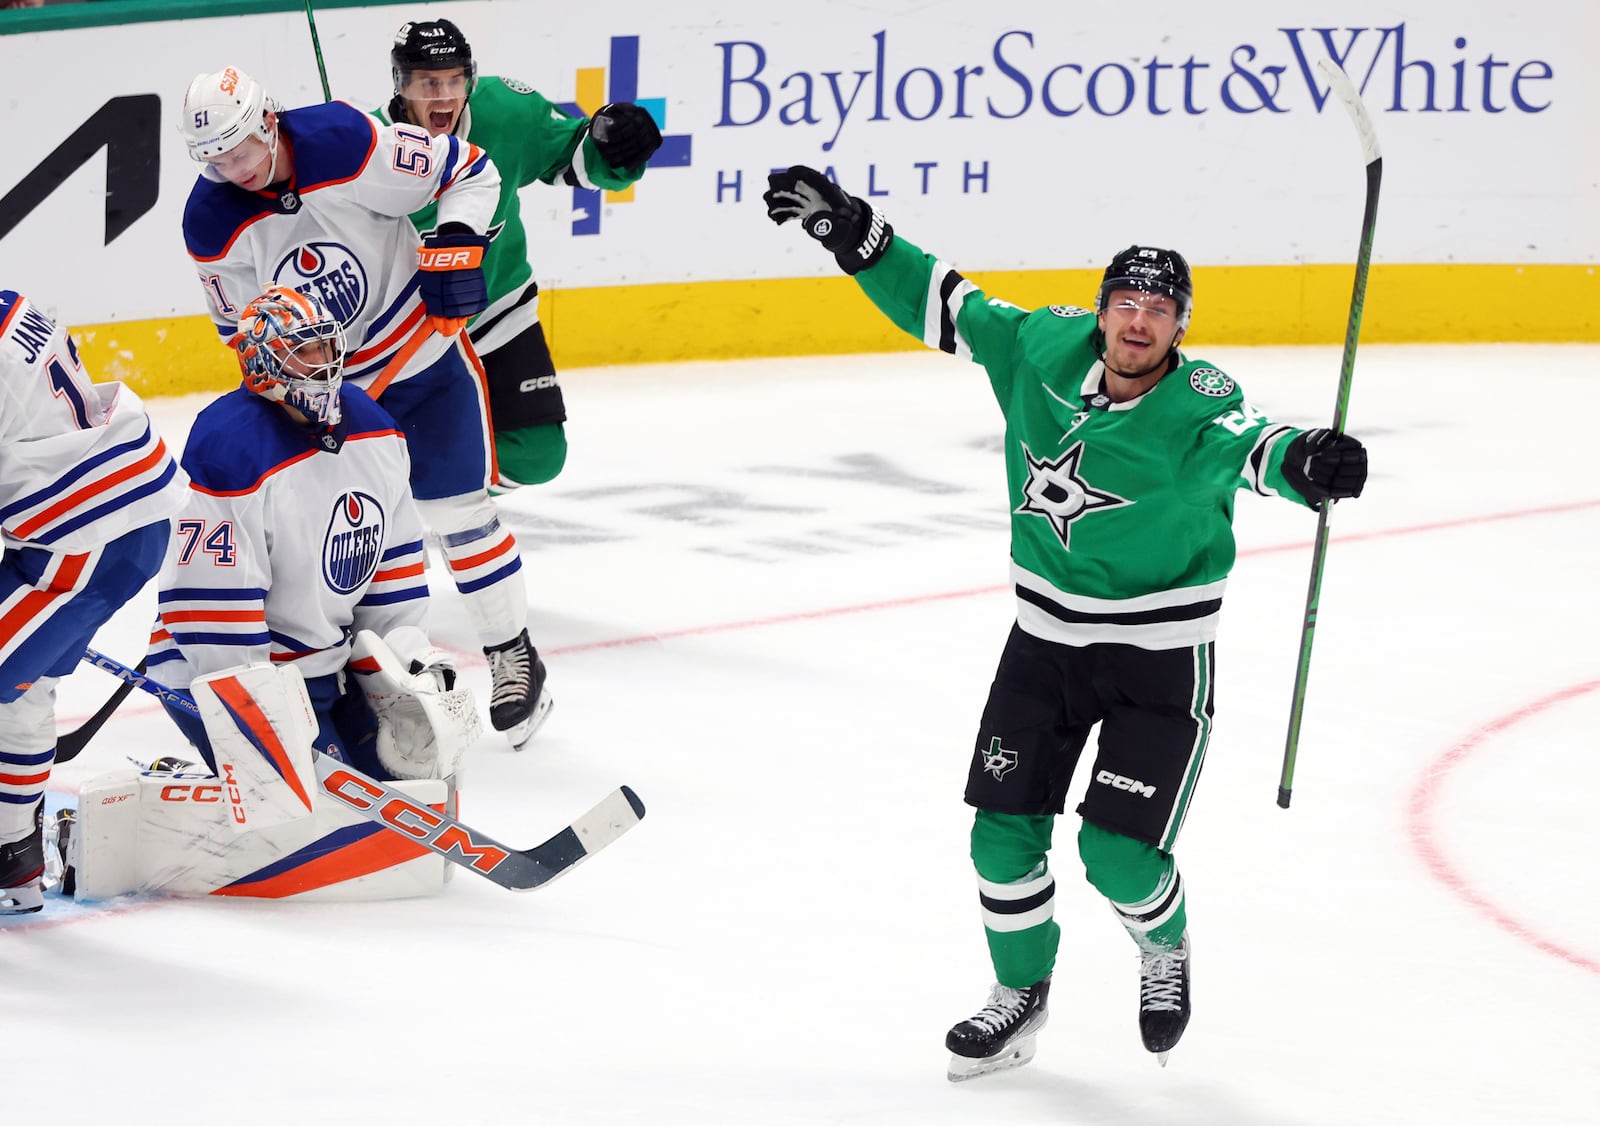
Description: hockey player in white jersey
xmin=0 ymin=291 xmax=189 ymax=915
xmin=145 ymin=285 xmax=476 ymax=788
xmin=176 ymin=65 xmax=550 ymax=749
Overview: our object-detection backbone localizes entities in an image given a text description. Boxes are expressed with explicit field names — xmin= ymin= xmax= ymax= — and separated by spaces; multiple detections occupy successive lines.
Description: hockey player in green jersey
xmin=376 ymin=18 xmax=661 ymax=491
xmin=764 ymin=166 xmax=1368 ymax=1079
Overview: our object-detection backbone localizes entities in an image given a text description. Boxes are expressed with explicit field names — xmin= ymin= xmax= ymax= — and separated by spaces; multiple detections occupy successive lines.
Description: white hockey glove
xmin=350 ymin=629 xmax=482 ymax=781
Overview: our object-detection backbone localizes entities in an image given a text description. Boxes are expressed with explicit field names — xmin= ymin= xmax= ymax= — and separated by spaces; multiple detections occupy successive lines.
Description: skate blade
xmin=0 ymin=879 xmax=44 ymax=915
xmin=946 ymin=1033 xmax=1038 ymax=1083
xmin=504 ymin=690 xmax=554 ymax=751
xmin=1155 ymin=1050 xmax=1170 ymax=1067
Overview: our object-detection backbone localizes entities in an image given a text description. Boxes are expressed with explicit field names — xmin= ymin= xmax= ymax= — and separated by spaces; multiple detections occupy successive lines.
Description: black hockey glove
xmin=764 ymin=165 xmax=894 ymax=275
xmin=590 ymin=102 xmax=662 ymax=173
xmin=417 ymin=222 xmax=489 ymax=335
xmin=1282 ymin=428 xmax=1368 ymax=503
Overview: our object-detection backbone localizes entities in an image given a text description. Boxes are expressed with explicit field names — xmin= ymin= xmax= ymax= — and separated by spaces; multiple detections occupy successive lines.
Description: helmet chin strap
xmin=262 ymin=120 xmax=283 ymax=186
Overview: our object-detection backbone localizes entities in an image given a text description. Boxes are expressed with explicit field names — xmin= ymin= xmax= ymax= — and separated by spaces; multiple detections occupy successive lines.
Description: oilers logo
xmin=322 ymin=491 xmax=385 ymax=595
xmin=272 ymin=242 xmax=368 ymax=327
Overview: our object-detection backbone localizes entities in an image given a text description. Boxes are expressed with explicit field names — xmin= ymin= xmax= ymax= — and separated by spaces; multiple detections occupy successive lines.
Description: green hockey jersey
xmin=375 ymin=77 xmax=647 ymax=322
xmin=855 ymin=237 xmax=1315 ymax=650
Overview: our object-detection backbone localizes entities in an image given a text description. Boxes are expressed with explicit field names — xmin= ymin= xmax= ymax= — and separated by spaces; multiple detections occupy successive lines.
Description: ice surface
xmin=7 ymin=344 xmax=1597 ymax=1125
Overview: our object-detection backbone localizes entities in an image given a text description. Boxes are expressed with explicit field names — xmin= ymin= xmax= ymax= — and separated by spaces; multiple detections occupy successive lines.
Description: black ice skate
xmin=1138 ymin=933 xmax=1192 ymax=1065
xmin=0 ymin=800 xmax=46 ymax=915
xmin=945 ymin=975 xmax=1051 ymax=1082
xmin=485 ymin=629 xmax=553 ymax=749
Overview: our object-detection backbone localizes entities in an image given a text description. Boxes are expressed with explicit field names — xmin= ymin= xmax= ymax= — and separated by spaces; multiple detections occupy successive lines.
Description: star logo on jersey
xmin=1015 ymin=441 xmax=1131 ymax=550
xmin=1190 ymin=368 xmax=1235 ymax=397
xmin=981 ymin=737 xmax=1018 ymax=781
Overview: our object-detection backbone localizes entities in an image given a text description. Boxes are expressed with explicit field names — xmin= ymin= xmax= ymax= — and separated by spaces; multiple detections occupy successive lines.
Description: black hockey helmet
xmin=391 ymin=18 xmax=477 ymax=96
xmin=1096 ymin=246 xmax=1193 ymax=328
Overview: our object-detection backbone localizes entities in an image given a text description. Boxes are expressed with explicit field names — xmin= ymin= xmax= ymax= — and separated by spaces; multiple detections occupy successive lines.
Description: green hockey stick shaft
xmin=303 ymin=0 xmax=332 ymax=102
xmin=1278 ymin=59 xmax=1383 ymax=809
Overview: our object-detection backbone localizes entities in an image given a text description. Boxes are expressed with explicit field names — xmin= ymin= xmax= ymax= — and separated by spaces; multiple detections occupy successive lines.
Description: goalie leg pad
xmin=71 ymin=766 xmax=447 ymax=900
xmin=350 ymin=630 xmax=481 ymax=781
xmin=191 ymin=663 xmax=320 ymax=832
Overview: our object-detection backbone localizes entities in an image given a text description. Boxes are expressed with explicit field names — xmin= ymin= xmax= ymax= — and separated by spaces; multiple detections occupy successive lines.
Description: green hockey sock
xmin=971 ymin=810 xmax=1059 ymax=988
xmin=1078 ymin=820 xmax=1187 ymax=950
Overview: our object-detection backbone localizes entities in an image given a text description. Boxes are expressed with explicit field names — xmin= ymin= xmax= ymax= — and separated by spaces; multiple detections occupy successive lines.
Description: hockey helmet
xmin=391 ymin=18 xmax=477 ymax=96
xmin=1096 ymin=246 xmax=1194 ymax=329
xmin=235 ymin=287 xmax=347 ymax=428
xmin=178 ymin=66 xmax=279 ymax=160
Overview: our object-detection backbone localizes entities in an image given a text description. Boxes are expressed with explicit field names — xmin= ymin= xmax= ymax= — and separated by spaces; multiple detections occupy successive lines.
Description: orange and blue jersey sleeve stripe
xmin=358 ymin=537 xmax=427 ymax=607
xmin=157 ymin=586 xmax=270 ymax=649
xmin=0 ymin=420 xmax=179 ymax=547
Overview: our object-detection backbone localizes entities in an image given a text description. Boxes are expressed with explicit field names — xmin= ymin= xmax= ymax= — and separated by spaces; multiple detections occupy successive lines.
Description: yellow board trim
xmin=69 ymin=264 xmax=1599 ymax=395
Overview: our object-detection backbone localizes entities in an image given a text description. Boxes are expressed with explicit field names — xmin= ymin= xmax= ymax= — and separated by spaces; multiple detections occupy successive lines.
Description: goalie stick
xmin=1277 ymin=58 xmax=1383 ymax=810
xmin=76 ymin=647 xmax=646 ymax=890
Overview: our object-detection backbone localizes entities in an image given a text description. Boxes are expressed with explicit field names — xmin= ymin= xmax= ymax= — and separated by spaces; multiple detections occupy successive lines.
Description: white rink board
xmin=1 ymin=0 xmax=1594 ymax=326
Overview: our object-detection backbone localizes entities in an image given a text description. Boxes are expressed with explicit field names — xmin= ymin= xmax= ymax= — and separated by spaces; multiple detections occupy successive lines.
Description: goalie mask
xmin=1096 ymin=246 xmax=1194 ymax=330
xmin=235 ymin=287 xmax=347 ymax=428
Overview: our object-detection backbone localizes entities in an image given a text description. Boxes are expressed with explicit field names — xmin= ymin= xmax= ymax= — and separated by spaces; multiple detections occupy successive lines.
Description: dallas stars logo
xmin=982 ymin=737 xmax=1018 ymax=781
xmin=1015 ymin=441 xmax=1131 ymax=549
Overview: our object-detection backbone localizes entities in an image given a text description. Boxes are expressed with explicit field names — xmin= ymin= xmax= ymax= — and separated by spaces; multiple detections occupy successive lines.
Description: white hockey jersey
xmin=0 ymin=291 xmax=187 ymax=552
xmin=148 ymin=385 xmax=430 ymax=686
xmin=182 ymin=100 xmax=500 ymax=390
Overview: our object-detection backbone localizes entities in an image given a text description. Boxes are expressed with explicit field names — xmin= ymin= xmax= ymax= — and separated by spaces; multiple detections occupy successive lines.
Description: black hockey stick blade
xmin=314 ymin=754 xmax=646 ymax=891
xmin=56 ymin=658 xmax=147 ymax=764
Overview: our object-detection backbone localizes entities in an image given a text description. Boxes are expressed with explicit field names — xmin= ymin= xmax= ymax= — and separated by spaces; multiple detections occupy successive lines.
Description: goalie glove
xmin=589 ymin=102 xmax=662 ymax=173
xmin=763 ymin=165 xmax=893 ymax=275
xmin=350 ymin=629 xmax=482 ymax=781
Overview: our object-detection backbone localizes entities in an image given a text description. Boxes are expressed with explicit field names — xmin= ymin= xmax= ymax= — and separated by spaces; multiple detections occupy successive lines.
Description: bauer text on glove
xmin=417 ymin=222 xmax=490 ymax=336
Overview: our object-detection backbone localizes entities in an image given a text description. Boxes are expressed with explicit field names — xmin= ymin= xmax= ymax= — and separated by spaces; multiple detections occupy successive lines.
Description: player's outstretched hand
xmin=591 ymin=103 xmax=662 ymax=173
xmin=763 ymin=166 xmax=893 ymax=275
xmin=417 ymin=223 xmax=490 ymax=336
xmin=1284 ymin=428 xmax=1368 ymax=503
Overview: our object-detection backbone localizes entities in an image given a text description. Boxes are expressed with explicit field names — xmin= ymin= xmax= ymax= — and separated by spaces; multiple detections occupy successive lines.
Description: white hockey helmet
xmin=178 ymin=66 xmax=278 ymax=160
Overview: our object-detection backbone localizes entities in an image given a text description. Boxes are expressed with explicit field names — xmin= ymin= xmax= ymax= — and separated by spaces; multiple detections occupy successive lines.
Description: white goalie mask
xmin=178 ymin=66 xmax=280 ymax=160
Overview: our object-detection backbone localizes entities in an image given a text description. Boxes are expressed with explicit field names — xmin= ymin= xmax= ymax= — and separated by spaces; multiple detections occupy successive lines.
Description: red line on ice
xmin=1408 ymin=681 xmax=1600 ymax=977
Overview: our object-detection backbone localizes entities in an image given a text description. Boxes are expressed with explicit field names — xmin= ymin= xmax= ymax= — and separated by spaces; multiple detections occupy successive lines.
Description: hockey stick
xmin=55 ymin=658 xmax=147 ymax=764
xmin=77 ymin=647 xmax=646 ymax=890
xmin=1277 ymin=58 xmax=1383 ymax=810
xmin=303 ymin=0 xmax=333 ymax=102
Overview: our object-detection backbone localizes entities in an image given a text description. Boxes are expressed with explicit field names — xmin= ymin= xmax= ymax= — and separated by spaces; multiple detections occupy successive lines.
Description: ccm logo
xmin=519 ymin=375 xmax=558 ymax=392
xmin=322 ymin=769 xmax=509 ymax=872
xmin=221 ymin=763 xmax=247 ymax=825
xmin=1095 ymin=769 xmax=1157 ymax=798
xmin=160 ymin=784 xmax=222 ymax=803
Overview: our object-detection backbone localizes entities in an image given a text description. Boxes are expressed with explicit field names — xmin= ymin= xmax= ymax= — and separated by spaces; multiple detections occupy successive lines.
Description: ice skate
xmin=0 ymin=800 xmax=45 ymax=915
xmin=485 ymin=629 xmax=552 ymax=749
xmin=944 ymin=975 xmax=1050 ymax=1082
xmin=1138 ymin=933 xmax=1191 ymax=1065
